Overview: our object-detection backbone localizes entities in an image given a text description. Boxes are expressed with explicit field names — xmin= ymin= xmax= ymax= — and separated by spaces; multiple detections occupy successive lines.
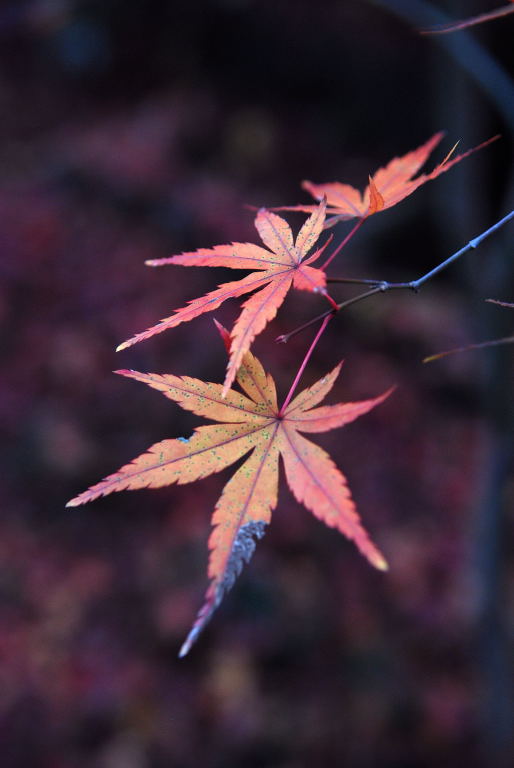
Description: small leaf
xmin=276 ymin=134 xmax=499 ymax=227
xmin=117 ymin=201 xmax=329 ymax=395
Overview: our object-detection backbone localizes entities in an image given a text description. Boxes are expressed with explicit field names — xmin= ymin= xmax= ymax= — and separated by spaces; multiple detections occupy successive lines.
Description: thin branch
xmin=326 ymin=277 xmax=386 ymax=286
xmin=279 ymin=315 xmax=332 ymax=415
xmin=423 ymin=336 xmax=514 ymax=363
xmin=278 ymin=211 xmax=514 ymax=343
xmin=369 ymin=0 xmax=514 ymax=131
xmin=486 ymin=298 xmax=514 ymax=310
xmin=411 ymin=210 xmax=514 ymax=289
xmin=421 ymin=4 xmax=514 ymax=35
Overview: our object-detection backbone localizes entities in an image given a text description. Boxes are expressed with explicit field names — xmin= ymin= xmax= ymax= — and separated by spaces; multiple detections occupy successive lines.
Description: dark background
xmin=1 ymin=1 xmax=513 ymax=766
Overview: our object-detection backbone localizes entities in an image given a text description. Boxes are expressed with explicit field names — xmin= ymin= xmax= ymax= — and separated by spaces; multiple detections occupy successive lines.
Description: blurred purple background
xmin=1 ymin=1 xmax=513 ymax=766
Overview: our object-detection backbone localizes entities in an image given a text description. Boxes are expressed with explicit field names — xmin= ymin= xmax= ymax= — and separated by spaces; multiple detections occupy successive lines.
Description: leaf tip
xmin=367 ymin=176 xmax=385 ymax=214
xmin=213 ymin=318 xmax=231 ymax=353
xmin=178 ymin=625 xmax=201 ymax=658
xmin=115 ymin=341 xmax=128 ymax=352
xmin=374 ymin=555 xmax=389 ymax=571
xmin=178 ymin=641 xmax=190 ymax=659
xmin=440 ymin=140 xmax=460 ymax=167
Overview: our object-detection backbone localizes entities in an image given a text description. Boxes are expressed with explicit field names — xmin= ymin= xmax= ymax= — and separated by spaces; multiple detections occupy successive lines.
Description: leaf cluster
xmin=68 ymin=133 xmax=499 ymax=654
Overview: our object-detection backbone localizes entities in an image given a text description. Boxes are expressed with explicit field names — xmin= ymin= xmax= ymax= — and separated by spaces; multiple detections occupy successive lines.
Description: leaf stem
xmin=323 ymin=291 xmax=340 ymax=311
xmin=278 ymin=210 xmax=514 ymax=343
xmin=279 ymin=314 xmax=332 ymax=415
xmin=320 ymin=217 xmax=366 ymax=271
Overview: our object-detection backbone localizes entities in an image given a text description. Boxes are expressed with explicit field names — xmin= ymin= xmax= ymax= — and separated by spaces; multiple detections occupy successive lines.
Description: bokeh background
xmin=1 ymin=1 xmax=513 ymax=766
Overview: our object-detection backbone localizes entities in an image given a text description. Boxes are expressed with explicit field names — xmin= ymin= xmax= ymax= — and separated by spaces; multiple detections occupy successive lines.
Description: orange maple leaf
xmin=278 ymin=133 xmax=499 ymax=228
xmin=67 ymin=341 xmax=391 ymax=656
xmin=117 ymin=201 xmax=330 ymax=395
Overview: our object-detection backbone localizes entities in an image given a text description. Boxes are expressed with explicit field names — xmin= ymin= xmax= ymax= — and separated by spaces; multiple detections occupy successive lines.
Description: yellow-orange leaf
xmin=67 ymin=343 xmax=392 ymax=656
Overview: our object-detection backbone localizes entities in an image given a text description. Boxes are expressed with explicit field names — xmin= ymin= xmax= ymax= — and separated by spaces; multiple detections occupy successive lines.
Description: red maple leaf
xmin=117 ymin=201 xmax=331 ymax=395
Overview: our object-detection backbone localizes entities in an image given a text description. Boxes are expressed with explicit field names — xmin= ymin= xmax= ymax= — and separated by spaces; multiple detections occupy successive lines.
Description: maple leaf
xmin=277 ymin=134 xmax=499 ymax=228
xmin=117 ymin=201 xmax=330 ymax=395
xmin=67 ymin=341 xmax=392 ymax=656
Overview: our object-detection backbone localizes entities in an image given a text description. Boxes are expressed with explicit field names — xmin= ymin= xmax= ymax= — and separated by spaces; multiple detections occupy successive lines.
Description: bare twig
xmin=423 ymin=335 xmax=514 ymax=363
xmin=278 ymin=210 xmax=514 ymax=343
xmin=369 ymin=0 xmax=514 ymax=130
xmin=486 ymin=298 xmax=514 ymax=309
xmin=421 ymin=4 xmax=514 ymax=35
